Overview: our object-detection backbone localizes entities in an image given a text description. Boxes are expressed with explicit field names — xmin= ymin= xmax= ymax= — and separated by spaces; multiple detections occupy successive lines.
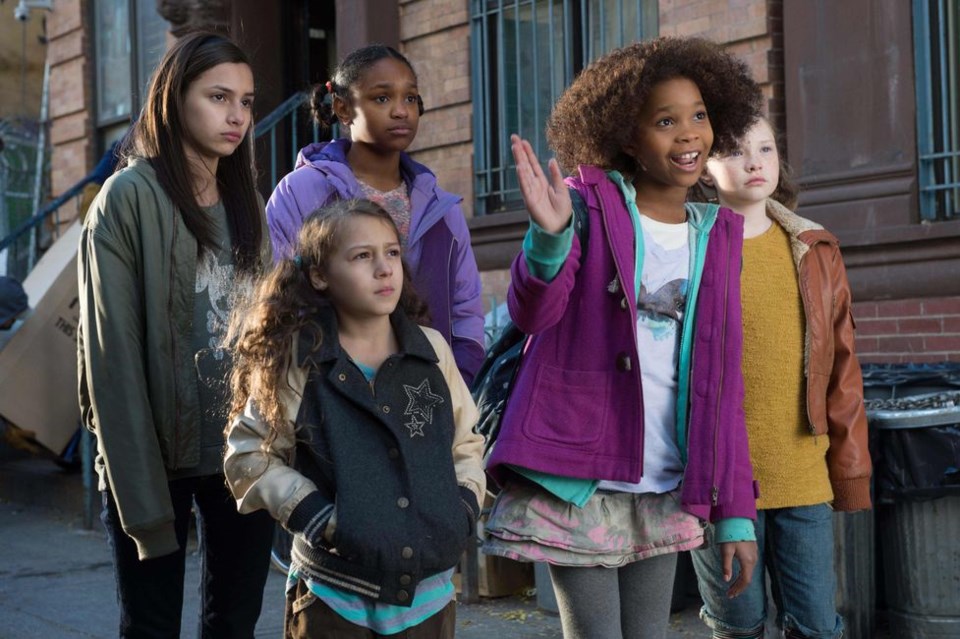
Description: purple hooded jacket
xmin=265 ymin=139 xmax=485 ymax=384
xmin=487 ymin=166 xmax=757 ymax=523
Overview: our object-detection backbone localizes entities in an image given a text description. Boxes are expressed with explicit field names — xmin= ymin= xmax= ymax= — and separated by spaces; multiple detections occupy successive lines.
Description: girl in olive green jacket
xmin=78 ymin=32 xmax=273 ymax=637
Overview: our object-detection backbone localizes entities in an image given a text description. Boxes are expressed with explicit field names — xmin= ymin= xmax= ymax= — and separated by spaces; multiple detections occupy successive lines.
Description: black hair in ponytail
xmin=309 ymin=44 xmax=424 ymax=134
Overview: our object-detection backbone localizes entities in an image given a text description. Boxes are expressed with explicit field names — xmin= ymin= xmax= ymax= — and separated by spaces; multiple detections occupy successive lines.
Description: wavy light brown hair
xmin=547 ymin=37 xmax=763 ymax=177
xmin=225 ymin=199 xmax=428 ymax=441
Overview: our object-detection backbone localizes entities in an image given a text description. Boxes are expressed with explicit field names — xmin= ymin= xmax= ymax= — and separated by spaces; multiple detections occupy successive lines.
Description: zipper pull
xmin=711 ymin=486 xmax=719 ymax=506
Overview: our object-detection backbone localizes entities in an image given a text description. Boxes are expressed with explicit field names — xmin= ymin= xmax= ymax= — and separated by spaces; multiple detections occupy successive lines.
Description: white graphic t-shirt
xmin=599 ymin=215 xmax=688 ymax=494
xmin=171 ymin=201 xmax=244 ymax=478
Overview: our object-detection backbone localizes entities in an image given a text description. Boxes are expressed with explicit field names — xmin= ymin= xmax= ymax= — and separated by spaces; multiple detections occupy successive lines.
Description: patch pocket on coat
xmin=522 ymin=365 xmax=609 ymax=447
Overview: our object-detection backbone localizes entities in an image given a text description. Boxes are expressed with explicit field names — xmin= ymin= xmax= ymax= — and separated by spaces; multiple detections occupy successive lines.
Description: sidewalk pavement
xmin=0 ymin=445 xmax=715 ymax=638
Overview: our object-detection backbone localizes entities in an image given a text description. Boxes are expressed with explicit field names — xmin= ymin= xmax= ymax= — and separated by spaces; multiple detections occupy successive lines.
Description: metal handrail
xmin=254 ymin=91 xmax=309 ymax=136
xmin=255 ymin=91 xmax=318 ymax=187
xmin=0 ymin=177 xmax=91 ymax=253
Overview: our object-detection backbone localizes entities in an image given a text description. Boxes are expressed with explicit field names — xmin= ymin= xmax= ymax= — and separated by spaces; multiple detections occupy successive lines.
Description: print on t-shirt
xmin=638 ymin=279 xmax=687 ymax=330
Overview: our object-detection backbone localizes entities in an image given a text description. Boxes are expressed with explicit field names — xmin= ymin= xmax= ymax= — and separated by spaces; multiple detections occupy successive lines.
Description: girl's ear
xmin=308 ymin=268 xmax=328 ymax=292
xmin=331 ymin=95 xmax=354 ymax=127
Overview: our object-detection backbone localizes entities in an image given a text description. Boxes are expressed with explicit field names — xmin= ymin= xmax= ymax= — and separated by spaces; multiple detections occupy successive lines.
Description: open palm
xmin=511 ymin=134 xmax=571 ymax=234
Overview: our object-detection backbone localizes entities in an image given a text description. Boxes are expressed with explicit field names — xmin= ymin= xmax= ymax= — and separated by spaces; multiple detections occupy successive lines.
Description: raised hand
xmin=511 ymin=134 xmax=572 ymax=234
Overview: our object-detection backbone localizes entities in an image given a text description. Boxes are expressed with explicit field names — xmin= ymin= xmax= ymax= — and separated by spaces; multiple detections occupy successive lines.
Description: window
xmin=913 ymin=0 xmax=960 ymax=221
xmin=471 ymin=0 xmax=657 ymax=214
xmin=94 ymin=0 xmax=170 ymax=127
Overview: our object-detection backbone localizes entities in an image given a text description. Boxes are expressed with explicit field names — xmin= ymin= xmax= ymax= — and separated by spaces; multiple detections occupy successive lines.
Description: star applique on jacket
xmin=403 ymin=379 xmax=444 ymax=425
xmin=405 ymin=415 xmax=426 ymax=438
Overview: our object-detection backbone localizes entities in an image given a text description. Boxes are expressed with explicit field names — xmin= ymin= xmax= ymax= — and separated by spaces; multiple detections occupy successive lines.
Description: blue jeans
xmin=691 ymin=504 xmax=843 ymax=639
xmin=101 ymin=475 xmax=274 ymax=638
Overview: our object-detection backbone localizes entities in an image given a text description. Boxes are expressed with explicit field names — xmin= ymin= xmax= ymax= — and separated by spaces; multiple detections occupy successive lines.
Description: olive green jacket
xmin=78 ymin=158 xmax=270 ymax=559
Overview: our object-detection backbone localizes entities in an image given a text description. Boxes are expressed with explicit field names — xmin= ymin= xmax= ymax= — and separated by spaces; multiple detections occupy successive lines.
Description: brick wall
xmin=854 ymin=297 xmax=960 ymax=364
xmin=398 ymin=0 xmax=475 ymax=217
xmin=47 ymin=0 xmax=92 ymax=227
xmin=479 ymin=269 xmax=511 ymax=316
xmin=0 ymin=13 xmax=46 ymax=118
xmin=397 ymin=0 xmax=959 ymax=364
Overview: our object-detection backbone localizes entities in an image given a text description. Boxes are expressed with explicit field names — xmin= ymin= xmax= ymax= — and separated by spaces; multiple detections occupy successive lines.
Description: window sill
xmin=467 ymin=209 xmax=529 ymax=271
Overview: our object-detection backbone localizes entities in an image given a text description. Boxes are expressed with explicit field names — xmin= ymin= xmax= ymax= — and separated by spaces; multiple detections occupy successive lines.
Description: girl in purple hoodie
xmin=265 ymin=45 xmax=485 ymax=384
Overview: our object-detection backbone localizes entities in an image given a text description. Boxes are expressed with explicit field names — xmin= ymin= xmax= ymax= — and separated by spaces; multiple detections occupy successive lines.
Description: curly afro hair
xmin=546 ymin=37 xmax=763 ymax=177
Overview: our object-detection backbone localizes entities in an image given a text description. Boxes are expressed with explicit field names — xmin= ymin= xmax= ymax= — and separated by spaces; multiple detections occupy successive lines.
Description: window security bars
xmin=471 ymin=0 xmax=656 ymax=215
xmin=914 ymin=0 xmax=960 ymax=221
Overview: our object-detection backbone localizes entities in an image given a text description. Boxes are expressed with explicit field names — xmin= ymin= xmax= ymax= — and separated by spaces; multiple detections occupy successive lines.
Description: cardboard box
xmin=0 ymin=223 xmax=81 ymax=453
xmin=455 ymin=550 xmax=534 ymax=598
xmin=455 ymin=492 xmax=535 ymax=598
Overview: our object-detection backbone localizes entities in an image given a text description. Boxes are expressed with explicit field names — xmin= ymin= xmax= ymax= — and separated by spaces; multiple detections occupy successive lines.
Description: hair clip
xmin=294 ymin=255 xmax=303 ymax=268
xmin=325 ymin=81 xmax=333 ymax=94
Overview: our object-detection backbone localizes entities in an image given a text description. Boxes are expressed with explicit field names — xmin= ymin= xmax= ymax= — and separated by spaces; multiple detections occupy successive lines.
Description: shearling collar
xmin=764 ymin=199 xmax=837 ymax=266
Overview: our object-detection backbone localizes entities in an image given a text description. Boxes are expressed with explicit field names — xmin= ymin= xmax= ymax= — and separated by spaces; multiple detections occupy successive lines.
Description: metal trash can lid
xmin=866 ymin=391 xmax=960 ymax=429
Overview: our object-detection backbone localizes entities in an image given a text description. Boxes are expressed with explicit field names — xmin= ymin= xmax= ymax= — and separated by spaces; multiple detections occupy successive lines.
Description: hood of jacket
xmin=292 ymin=139 xmax=461 ymax=247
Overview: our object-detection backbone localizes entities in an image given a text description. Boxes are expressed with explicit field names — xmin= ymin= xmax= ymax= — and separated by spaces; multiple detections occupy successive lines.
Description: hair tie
xmin=325 ymin=81 xmax=333 ymax=94
xmin=294 ymin=255 xmax=303 ymax=268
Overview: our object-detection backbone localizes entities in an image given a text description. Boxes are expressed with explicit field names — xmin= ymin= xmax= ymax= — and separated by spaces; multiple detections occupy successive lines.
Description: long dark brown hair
xmin=225 ymin=199 xmax=429 ymax=441
xmin=118 ymin=31 xmax=262 ymax=273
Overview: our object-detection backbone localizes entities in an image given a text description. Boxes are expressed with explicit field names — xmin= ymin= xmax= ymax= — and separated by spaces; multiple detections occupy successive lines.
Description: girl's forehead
xmin=191 ymin=62 xmax=254 ymax=92
xmin=641 ymin=77 xmax=704 ymax=114
xmin=745 ymin=118 xmax=775 ymax=141
xmin=335 ymin=215 xmax=399 ymax=242
xmin=355 ymin=58 xmax=417 ymax=89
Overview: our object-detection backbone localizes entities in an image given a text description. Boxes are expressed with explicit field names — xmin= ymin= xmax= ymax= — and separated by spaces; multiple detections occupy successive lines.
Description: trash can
xmin=867 ymin=390 xmax=960 ymax=638
xmin=834 ymin=508 xmax=876 ymax=639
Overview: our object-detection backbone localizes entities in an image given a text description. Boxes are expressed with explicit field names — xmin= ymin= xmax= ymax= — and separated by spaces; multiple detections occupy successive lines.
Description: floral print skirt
xmin=483 ymin=479 xmax=705 ymax=567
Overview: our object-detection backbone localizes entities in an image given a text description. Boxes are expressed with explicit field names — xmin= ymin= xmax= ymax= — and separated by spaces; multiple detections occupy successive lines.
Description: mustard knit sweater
xmin=742 ymin=222 xmax=833 ymax=510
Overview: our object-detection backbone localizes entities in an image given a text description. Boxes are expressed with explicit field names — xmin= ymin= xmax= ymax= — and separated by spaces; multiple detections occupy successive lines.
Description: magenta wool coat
xmin=487 ymin=165 xmax=757 ymax=523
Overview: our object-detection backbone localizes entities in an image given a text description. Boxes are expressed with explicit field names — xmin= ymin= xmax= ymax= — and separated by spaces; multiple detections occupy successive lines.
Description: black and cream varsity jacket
xmin=224 ymin=308 xmax=485 ymax=606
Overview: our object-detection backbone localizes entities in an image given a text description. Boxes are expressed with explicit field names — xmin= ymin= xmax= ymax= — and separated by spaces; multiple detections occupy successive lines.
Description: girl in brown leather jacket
xmin=690 ymin=117 xmax=872 ymax=639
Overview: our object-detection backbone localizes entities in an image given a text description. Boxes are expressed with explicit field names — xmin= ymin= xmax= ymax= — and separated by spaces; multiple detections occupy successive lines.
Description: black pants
xmin=101 ymin=475 xmax=274 ymax=639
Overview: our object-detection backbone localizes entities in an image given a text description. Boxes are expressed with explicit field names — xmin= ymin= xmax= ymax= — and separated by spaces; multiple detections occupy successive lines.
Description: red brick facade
xmin=37 ymin=0 xmax=957 ymax=360
xmin=854 ymin=297 xmax=960 ymax=364
xmin=400 ymin=0 xmax=474 ymax=217
xmin=46 ymin=0 xmax=92 ymax=225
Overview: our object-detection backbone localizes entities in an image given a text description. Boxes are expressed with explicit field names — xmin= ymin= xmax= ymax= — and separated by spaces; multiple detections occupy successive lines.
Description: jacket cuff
xmin=132 ymin=521 xmax=179 ymax=560
xmin=286 ymin=491 xmax=335 ymax=546
xmin=523 ymin=218 xmax=574 ymax=282
xmin=831 ymin=476 xmax=872 ymax=512
xmin=714 ymin=517 xmax=756 ymax=543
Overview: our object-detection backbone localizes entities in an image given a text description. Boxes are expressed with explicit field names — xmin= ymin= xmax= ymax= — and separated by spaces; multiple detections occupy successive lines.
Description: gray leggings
xmin=548 ymin=553 xmax=678 ymax=639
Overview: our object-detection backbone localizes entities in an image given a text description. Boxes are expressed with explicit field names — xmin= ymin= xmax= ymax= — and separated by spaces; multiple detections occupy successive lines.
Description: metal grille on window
xmin=914 ymin=0 xmax=960 ymax=221
xmin=471 ymin=0 xmax=657 ymax=215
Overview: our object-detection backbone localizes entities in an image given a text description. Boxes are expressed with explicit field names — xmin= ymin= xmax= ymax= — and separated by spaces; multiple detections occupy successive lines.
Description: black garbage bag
xmin=861 ymin=363 xmax=960 ymax=399
xmin=867 ymin=391 xmax=960 ymax=504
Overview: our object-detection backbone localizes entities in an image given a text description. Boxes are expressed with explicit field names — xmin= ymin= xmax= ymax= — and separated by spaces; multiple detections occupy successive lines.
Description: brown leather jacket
xmin=767 ymin=200 xmax=872 ymax=512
